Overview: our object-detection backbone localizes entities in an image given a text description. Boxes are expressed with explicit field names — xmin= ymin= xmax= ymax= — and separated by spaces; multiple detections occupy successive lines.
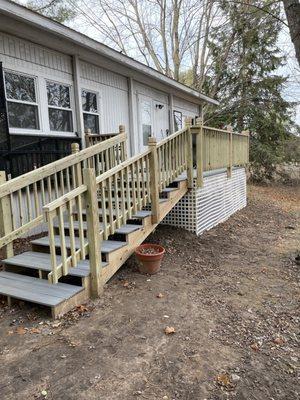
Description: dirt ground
xmin=0 ymin=184 xmax=299 ymax=400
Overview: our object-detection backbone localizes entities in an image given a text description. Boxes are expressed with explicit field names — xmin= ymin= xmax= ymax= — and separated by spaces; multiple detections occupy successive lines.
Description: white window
xmin=47 ymin=81 xmax=73 ymax=132
xmin=4 ymin=71 xmax=40 ymax=130
xmin=82 ymin=90 xmax=99 ymax=133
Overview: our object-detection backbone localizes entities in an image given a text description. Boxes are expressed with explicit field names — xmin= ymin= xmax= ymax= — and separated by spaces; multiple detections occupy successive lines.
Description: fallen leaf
xmin=76 ymin=305 xmax=88 ymax=313
xmin=60 ymin=354 xmax=67 ymax=359
xmin=216 ymin=373 xmax=234 ymax=390
xmin=273 ymin=337 xmax=285 ymax=345
xmin=164 ymin=326 xmax=175 ymax=335
xmin=157 ymin=293 xmax=164 ymax=298
xmin=41 ymin=390 xmax=48 ymax=397
xmin=123 ymin=281 xmax=130 ymax=287
xmin=16 ymin=326 xmax=26 ymax=335
xmin=30 ymin=328 xmax=41 ymax=334
xmin=251 ymin=343 xmax=259 ymax=351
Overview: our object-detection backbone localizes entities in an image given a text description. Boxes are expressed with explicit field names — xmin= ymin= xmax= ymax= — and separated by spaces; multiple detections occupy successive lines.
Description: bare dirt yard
xmin=0 ymin=184 xmax=299 ymax=400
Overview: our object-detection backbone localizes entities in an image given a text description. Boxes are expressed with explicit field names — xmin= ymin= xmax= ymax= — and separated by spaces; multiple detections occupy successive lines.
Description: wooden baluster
xmin=26 ymin=186 xmax=32 ymax=223
xmin=100 ymin=181 xmax=108 ymax=240
xmin=126 ymin=166 xmax=132 ymax=219
xmin=47 ymin=176 xmax=52 ymax=202
xmin=131 ymin=163 xmax=137 ymax=215
xmin=119 ymin=168 xmax=127 ymax=224
xmin=195 ymin=117 xmax=204 ymax=187
xmin=107 ymin=176 xmax=114 ymax=235
xmin=41 ymin=179 xmax=46 ymax=205
xmin=47 ymin=210 xmax=58 ymax=284
xmin=226 ymin=124 xmax=233 ymax=178
xmin=0 ymin=172 xmax=14 ymax=258
xmin=136 ymin=158 xmax=141 ymax=209
xmin=77 ymin=194 xmax=86 ymax=259
xmin=83 ymin=168 xmax=102 ymax=298
xmin=114 ymin=173 xmax=121 ymax=228
xmin=58 ymin=206 xmax=68 ymax=275
xmin=148 ymin=137 xmax=160 ymax=223
xmin=146 ymin=155 xmax=151 ymax=203
xmin=59 ymin=171 xmax=65 ymax=196
xmin=17 ymin=189 xmax=24 ymax=227
xmin=33 ymin=181 xmax=40 ymax=218
xmin=67 ymin=199 xmax=77 ymax=268
xmin=157 ymin=147 xmax=162 ymax=192
xmin=185 ymin=118 xmax=193 ymax=188
xmin=141 ymin=156 xmax=147 ymax=207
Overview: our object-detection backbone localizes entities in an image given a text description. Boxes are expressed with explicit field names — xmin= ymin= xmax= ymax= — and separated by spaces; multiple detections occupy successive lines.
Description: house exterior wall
xmin=0 ymin=31 xmax=202 ymax=158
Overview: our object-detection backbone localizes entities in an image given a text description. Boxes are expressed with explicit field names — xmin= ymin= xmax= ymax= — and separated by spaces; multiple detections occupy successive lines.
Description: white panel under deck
xmin=163 ymin=168 xmax=247 ymax=235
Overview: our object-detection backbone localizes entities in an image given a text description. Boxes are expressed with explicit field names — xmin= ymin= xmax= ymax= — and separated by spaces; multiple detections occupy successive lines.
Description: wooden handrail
xmin=0 ymin=133 xmax=126 ymax=197
xmin=0 ymin=131 xmax=127 ymax=258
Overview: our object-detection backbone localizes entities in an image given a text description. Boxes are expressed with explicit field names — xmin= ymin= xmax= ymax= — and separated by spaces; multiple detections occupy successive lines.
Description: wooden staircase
xmin=0 ymin=121 xmax=249 ymax=318
xmin=0 ymin=175 xmax=187 ymax=318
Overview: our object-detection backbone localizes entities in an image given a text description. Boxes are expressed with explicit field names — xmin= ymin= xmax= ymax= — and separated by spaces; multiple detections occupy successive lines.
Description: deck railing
xmin=85 ymin=129 xmax=122 ymax=148
xmin=0 ymin=127 xmax=127 ymax=259
xmin=0 ymin=120 xmax=249 ymax=277
xmin=43 ymin=126 xmax=192 ymax=290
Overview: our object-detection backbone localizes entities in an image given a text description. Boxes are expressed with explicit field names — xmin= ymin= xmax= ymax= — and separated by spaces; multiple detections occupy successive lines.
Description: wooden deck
xmin=0 ymin=120 xmax=249 ymax=318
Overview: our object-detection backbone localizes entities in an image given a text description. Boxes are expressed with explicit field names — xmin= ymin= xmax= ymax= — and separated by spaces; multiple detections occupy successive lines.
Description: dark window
xmin=4 ymin=71 xmax=39 ymax=130
xmin=82 ymin=90 xmax=99 ymax=133
xmin=47 ymin=81 xmax=73 ymax=132
xmin=49 ymin=108 xmax=73 ymax=132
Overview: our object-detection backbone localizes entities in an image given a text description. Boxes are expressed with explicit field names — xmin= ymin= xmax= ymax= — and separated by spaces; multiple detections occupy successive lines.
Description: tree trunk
xmin=283 ymin=0 xmax=300 ymax=66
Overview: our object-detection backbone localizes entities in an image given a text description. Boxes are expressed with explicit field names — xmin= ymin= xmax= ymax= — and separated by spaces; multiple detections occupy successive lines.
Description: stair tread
xmin=31 ymin=236 xmax=127 ymax=254
xmin=53 ymin=221 xmax=141 ymax=235
xmin=0 ymin=271 xmax=83 ymax=307
xmin=131 ymin=210 xmax=152 ymax=218
xmin=2 ymin=251 xmax=108 ymax=277
xmin=161 ymin=187 xmax=178 ymax=193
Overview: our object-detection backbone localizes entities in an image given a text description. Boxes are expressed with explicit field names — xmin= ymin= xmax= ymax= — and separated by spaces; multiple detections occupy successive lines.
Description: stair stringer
xmin=99 ymin=179 xmax=188 ymax=286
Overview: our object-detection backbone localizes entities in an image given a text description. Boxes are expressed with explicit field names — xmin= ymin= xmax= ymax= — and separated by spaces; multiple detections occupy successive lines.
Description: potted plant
xmin=135 ymin=243 xmax=165 ymax=274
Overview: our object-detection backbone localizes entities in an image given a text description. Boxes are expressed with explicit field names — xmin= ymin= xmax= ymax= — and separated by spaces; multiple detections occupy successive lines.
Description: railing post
xmin=83 ymin=168 xmax=102 ymax=297
xmin=148 ymin=137 xmax=160 ymax=224
xmin=85 ymin=128 xmax=92 ymax=148
xmin=195 ymin=117 xmax=204 ymax=188
xmin=71 ymin=142 xmax=82 ymax=186
xmin=226 ymin=125 xmax=233 ymax=178
xmin=119 ymin=124 xmax=127 ymax=161
xmin=244 ymin=129 xmax=250 ymax=165
xmin=0 ymin=171 xmax=13 ymax=258
xmin=185 ymin=118 xmax=193 ymax=189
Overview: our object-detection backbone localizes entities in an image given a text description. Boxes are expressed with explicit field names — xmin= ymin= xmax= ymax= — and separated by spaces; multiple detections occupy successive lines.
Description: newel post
xmin=148 ymin=137 xmax=160 ymax=224
xmin=185 ymin=117 xmax=193 ymax=189
xmin=119 ymin=124 xmax=127 ymax=161
xmin=195 ymin=117 xmax=204 ymax=188
xmin=83 ymin=168 xmax=102 ymax=297
xmin=226 ymin=125 xmax=233 ymax=178
xmin=71 ymin=142 xmax=82 ymax=186
xmin=0 ymin=171 xmax=13 ymax=258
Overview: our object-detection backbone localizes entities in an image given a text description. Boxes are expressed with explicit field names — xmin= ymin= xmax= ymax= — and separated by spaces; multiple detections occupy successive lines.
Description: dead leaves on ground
xmin=216 ymin=373 xmax=235 ymax=391
xmin=164 ymin=326 xmax=176 ymax=335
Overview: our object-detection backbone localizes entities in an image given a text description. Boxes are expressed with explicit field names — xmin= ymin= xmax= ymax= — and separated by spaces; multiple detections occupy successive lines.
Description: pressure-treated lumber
xmin=0 ymin=172 xmax=13 ymax=258
xmin=83 ymin=168 xmax=102 ymax=297
xmin=148 ymin=137 xmax=160 ymax=223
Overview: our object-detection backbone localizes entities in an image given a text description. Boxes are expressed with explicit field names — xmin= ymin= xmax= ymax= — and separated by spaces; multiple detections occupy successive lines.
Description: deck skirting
xmin=162 ymin=167 xmax=247 ymax=235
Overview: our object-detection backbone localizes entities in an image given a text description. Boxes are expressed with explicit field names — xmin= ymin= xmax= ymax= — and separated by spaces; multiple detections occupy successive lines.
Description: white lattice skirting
xmin=163 ymin=167 xmax=247 ymax=235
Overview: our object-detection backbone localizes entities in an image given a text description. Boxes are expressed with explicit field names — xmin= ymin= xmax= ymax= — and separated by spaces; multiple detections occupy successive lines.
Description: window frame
xmin=173 ymin=110 xmax=183 ymax=132
xmin=81 ymin=88 xmax=100 ymax=134
xmin=3 ymin=69 xmax=42 ymax=134
xmin=46 ymin=79 xmax=75 ymax=135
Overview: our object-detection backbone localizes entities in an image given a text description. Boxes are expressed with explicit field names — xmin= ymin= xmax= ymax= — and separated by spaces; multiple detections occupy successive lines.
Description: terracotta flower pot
xmin=135 ymin=243 xmax=165 ymax=275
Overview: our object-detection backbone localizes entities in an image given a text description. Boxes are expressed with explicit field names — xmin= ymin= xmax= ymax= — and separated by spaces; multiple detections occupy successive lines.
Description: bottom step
xmin=0 ymin=271 xmax=84 ymax=307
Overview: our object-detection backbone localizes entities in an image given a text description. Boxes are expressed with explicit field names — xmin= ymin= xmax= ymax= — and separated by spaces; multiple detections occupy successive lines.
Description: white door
xmin=138 ymin=95 xmax=153 ymax=152
xmin=153 ymin=102 xmax=169 ymax=140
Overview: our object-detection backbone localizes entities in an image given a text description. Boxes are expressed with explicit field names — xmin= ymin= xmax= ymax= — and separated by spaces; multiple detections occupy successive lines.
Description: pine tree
xmin=205 ymin=0 xmax=297 ymax=180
